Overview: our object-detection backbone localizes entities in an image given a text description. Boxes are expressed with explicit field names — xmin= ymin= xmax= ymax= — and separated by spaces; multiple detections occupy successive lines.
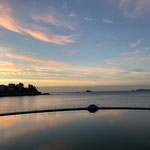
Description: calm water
xmin=0 ymin=91 xmax=150 ymax=150
xmin=0 ymin=91 xmax=150 ymax=113
xmin=0 ymin=110 xmax=150 ymax=150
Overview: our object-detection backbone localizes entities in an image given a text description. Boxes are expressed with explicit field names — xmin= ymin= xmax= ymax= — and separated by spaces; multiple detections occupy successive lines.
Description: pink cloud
xmin=32 ymin=11 xmax=76 ymax=31
xmin=125 ymin=50 xmax=140 ymax=55
xmin=102 ymin=19 xmax=113 ymax=24
xmin=5 ymin=53 xmax=61 ymax=66
xmin=1 ymin=51 xmax=130 ymax=75
xmin=0 ymin=2 xmax=76 ymax=45
xmin=118 ymin=0 xmax=150 ymax=17
xmin=126 ymin=56 xmax=137 ymax=61
xmin=130 ymin=40 xmax=141 ymax=47
xmin=141 ymin=56 xmax=150 ymax=61
xmin=104 ymin=59 xmax=113 ymax=64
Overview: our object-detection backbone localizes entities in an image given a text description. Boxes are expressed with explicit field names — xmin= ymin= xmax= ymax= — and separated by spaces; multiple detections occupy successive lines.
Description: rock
xmin=86 ymin=90 xmax=92 ymax=92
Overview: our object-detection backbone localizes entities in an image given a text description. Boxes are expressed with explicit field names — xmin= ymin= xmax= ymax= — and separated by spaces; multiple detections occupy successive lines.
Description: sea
xmin=0 ymin=91 xmax=150 ymax=150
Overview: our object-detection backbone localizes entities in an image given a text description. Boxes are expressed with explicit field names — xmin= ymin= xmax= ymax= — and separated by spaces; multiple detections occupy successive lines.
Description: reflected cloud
xmin=0 ymin=116 xmax=22 ymax=127
xmin=0 ymin=110 xmax=126 ymax=145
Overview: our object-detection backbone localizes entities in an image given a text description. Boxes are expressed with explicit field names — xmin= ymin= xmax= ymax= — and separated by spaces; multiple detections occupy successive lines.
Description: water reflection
xmin=0 ymin=110 xmax=150 ymax=150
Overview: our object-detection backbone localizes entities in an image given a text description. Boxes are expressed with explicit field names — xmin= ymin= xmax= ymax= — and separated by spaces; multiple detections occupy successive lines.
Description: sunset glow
xmin=0 ymin=0 xmax=150 ymax=87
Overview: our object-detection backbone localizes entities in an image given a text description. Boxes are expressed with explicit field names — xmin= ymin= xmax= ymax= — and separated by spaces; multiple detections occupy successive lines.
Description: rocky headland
xmin=0 ymin=83 xmax=49 ymax=97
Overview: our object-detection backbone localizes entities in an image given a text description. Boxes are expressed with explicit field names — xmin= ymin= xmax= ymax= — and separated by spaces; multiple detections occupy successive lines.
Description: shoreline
xmin=0 ymin=93 xmax=50 ymax=98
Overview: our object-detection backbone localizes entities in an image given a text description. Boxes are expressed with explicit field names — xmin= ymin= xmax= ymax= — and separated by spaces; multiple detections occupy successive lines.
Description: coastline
xmin=0 ymin=93 xmax=50 ymax=98
xmin=0 ymin=83 xmax=50 ymax=97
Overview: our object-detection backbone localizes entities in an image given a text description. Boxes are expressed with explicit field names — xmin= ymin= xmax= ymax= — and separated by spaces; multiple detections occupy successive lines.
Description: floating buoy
xmin=87 ymin=104 xmax=99 ymax=113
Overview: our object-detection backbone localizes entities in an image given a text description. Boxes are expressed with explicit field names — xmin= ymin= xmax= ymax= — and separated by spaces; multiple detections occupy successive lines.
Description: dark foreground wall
xmin=0 ymin=106 xmax=150 ymax=117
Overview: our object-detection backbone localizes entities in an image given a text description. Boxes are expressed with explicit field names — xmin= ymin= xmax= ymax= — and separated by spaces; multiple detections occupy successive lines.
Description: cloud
xmin=22 ymin=27 xmax=76 ymax=45
xmin=102 ymin=19 xmax=113 ymax=24
xmin=2 ymin=47 xmax=149 ymax=86
xmin=130 ymin=39 xmax=141 ymax=47
xmin=5 ymin=53 xmax=61 ymax=66
xmin=1 ymin=50 xmax=131 ymax=75
xmin=104 ymin=59 xmax=113 ymax=64
xmin=125 ymin=50 xmax=141 ymax=55
xmin=83 ymin=17 xmax=93 ymax=22
xmin=126 ymin=56 xmax=137 ymax=61
xmin=67 ymin=50 xmax=78 ymax=56
xmin=63 ymin=0 xmax=68 ymax=9
xmin=141 ymin=56 xmax=150 ymax=61
xmin=0 ymin=2 xmax=76 ymax=45
xmin=118 ymin=0 xmax=150 ymax=17
xmin=0 ymin=60 xmax=21 ymax=71
xmin=144 ymin=47 xmax=149 ymax=50
xmin=0 ymin=2 xmax=21 ymax=33
xmin=0 ymin=46 xmax=17 ymax=52
xmin=0 ymin=78 xmax=102 ymax=85
xmin=69 ymin=12 xmax=78 ymax=17
xmin=32 ymin=11 xmax=75 ymax=31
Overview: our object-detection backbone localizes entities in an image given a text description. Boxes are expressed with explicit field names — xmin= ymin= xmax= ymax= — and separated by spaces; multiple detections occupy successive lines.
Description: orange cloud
xmin=0 ymin=2 xmax=76 ymax=44
xmin=3 ymin=52 xmax=129 ymax=75
xmin=21 ymin=28 xmax=75 ymax=45
xmin=5 ymin=53 xmax=60 ymax=65
xmin=48 ymin=34 xmax=76 ymax=45
xmin=0 ymin=60 xmax=21 ymax=71
xmin=32 ymin=66 xmax=62 ymax=71
xmin=65 ymin=65 xmax=127 ymax=74
xmin=0 ymin=78 xmax=102 ymax=85
xmin=0 ymin=2 xmax=21 ymax=33
xmin=0 ymin=48 xmax=139 ymax=86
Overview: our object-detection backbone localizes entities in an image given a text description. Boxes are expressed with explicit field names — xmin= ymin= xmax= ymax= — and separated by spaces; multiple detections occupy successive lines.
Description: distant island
xmin=0 ymin=83 xmax=49 ymax=97
xmin=136 ymin=89 xmax=150 ymax=91
xmin=86 ymin=90 xmax=93 ymax=92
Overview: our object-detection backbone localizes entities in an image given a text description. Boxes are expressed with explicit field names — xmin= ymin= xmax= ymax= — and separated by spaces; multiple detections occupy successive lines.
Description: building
xmin=0 ymin=83 xmax=42 ymax=96
xmin=8 ymin=84 xmax=15 ymax=92
xmin=0 ymin=85 xmax=5 ymax=92
xmin=18 ymin=83 xmax=24 ymax=91
xmin=28 ymin=84 xmax=36 ymax=90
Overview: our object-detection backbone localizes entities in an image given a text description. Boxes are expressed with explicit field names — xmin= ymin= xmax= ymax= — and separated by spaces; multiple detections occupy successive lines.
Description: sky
xmin=0 ymin=0 xmax=150 ymax=89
